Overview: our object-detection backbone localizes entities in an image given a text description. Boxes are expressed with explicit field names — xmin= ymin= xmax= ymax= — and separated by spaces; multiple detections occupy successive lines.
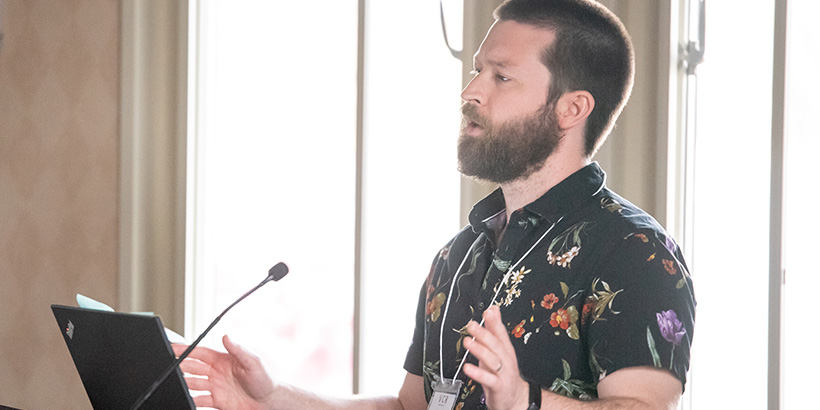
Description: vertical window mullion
xmin=768 ymin=0 xmax=788 ymax=409
xmin=352 ymin=0 xmax=366 ymax=395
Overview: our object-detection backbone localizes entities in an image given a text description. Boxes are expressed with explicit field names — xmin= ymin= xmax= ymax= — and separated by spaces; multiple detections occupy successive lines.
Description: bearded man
xmin=176 ymin=1 xmax=695 ymax=409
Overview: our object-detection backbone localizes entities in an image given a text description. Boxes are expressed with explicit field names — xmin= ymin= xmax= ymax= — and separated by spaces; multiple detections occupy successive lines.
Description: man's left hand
xmin=463 ymin=305 xmax=530 ymax=410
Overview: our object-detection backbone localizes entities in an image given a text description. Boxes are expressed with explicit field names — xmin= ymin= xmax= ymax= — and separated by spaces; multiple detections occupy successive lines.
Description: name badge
xmin=428 ymin=378 xmax=463 ymax=410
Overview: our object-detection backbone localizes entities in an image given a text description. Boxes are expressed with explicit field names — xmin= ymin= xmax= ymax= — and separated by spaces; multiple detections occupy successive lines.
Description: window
xmin=781 ymin=1 xmax=820 ymax=408
xmin=687 ymin=1 xmax=774 ymax=407
xmin=684 ymin=1 xmax=820 ymax=408
xmin=187 ymin=0 xmax=359 ymax=395
xmin=357 ymin=0 xmax=463 ymax=394
xmin=186 ymin=0 xmax=462 ymax=395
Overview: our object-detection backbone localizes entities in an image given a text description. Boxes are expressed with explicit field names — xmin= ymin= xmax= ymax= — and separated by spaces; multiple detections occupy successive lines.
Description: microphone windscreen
xmin=268 ymin=262 xmax=289 ymax=282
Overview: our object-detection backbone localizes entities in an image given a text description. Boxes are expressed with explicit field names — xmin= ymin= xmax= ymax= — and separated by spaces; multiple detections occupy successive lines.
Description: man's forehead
xmin=473 ymin=20 xmax=555 ymax=67
xmin=472 ymin=53 xmax=513 ymax=68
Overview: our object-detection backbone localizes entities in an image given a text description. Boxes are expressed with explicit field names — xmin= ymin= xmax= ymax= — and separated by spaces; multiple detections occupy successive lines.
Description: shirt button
xmin=478 ymin=301 xmax=486 ymax=309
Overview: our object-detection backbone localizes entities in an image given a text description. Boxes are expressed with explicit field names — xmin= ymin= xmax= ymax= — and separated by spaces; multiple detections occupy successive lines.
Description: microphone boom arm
xmin=129 ymin=262 xmax=288 ymax=410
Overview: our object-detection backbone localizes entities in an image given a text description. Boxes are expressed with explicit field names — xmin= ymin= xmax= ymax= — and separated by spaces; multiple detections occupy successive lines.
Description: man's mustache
xmin=461 ymin=103 xmax=486 ymax=128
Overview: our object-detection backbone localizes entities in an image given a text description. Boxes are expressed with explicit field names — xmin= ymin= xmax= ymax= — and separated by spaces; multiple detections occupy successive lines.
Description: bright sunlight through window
xmin=187 ymin=0 xmax=463 ymax=397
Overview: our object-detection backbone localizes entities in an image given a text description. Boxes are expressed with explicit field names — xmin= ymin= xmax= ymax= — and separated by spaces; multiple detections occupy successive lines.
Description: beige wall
xmin=0 ymin=1 xmax=120 ymax=409
xmin=595 ymin=0 xmax=673 ymax=226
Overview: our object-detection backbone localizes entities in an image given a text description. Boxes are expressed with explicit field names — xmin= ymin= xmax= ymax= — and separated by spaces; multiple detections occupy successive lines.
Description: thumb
xmin=222 ymin=335 xmax=260 ymax=368
xmin=223 ymin=334 xmax=254 ymax=362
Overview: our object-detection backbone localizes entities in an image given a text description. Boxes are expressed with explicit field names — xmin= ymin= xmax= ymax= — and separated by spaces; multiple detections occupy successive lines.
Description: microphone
xmin=129 ymin=262 xmax=289 ymax=410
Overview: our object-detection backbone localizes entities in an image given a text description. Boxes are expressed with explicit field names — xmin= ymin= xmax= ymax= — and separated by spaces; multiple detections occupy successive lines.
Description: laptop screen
xmin=51 ymin=305 xmax=195 ymax=410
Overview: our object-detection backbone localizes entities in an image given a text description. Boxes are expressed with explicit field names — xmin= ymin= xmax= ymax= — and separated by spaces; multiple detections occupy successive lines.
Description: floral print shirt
xmin=403 ymin=163 xmax=696 ymax=409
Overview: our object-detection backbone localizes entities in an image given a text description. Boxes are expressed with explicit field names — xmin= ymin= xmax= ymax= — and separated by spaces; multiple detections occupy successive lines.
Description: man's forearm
xmin=264 ymin=383 xmax=405 ymax=410
xmin=541 ymin=390 xmax=678 ymax=410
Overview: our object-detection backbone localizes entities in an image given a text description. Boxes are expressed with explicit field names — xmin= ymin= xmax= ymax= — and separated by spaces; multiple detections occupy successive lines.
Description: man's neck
xmin=499 ymin=154 xmax=590 ymax=223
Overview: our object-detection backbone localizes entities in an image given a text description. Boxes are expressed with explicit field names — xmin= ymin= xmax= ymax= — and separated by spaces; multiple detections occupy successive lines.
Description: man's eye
xmin=496 ymin=75 xmax=510 ymax=82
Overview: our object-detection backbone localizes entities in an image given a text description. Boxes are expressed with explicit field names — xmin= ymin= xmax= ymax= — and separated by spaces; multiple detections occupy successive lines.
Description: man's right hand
xmin=173 ymin=335 xmax=427 ymax=410
xmin=173 ymin=334 xmax=276 ymax=410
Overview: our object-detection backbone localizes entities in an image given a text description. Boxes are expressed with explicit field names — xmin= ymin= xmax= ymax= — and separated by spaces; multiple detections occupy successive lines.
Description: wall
xmin=0 ymin=1 xmax=119 ymax=409
xmin=119 ymin=0 xmax=187 ymax=336
xmin=595 ymin=0 xmax=673 ymax=225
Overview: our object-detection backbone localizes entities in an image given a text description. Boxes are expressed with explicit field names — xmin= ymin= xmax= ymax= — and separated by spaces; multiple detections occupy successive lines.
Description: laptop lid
xmin=51 ymin=305 xmax=195 ymax=410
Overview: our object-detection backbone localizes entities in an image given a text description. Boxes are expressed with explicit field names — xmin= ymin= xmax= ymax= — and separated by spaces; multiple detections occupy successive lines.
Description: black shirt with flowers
xmin=404 ymin=163 xmax=696 ymax=409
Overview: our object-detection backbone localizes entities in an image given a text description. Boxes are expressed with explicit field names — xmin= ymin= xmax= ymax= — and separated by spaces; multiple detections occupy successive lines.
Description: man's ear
xmin=555 ymin=90 xmax=595 ymax=130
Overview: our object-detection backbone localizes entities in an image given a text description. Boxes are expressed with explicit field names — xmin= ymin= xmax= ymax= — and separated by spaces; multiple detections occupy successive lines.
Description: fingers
xmin=462 ymin=331 xmax=500 ymax=372
xmin=463 ymin=306 xmax=521 ymax=382
xmin=222 ymin=334 xmax=243 ymax=356
xmin=179 ymin=356 xmax=211 ymax=376
xmin=462 ymin=356 xmax=498 ymax=387
xmin=174 ymin=335 xmax=270 ymax=409
xmin=192 ymin=393 xmax=214 ymax=408
xmin=462 ymin=306 xmax=506 ymax=383
xmin=222 ymin=334 xmax=263 ymax=370
xmin=462 ymin=338 xmax=502 ymax=387
xmin=171 ymin=343 xmax=188 ymax=357
xmin=482 ymin=305 xmax=510 ymax=342
xmin=464 ymin=306 xmax=530 ymax=410
xmin=465 ymin=307 xmax=510 ymax=364
xmin=173 ymin=342 xmax=223 ymax=363
xmin=183 ymin=374 xmax=211 ymax=391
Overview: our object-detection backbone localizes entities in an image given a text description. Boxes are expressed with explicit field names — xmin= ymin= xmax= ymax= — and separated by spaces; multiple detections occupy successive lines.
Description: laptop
xmin=51 ymin=305 xmax=196 ymax=410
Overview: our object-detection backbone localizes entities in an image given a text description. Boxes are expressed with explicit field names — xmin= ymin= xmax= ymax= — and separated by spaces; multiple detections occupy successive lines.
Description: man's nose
xmin=460 ymin=75 xmax=485 ymax=105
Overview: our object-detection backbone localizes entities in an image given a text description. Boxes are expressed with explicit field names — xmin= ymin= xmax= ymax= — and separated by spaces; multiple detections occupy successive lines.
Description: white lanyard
xmin=438 ymin=215 xmax=565 ymax=382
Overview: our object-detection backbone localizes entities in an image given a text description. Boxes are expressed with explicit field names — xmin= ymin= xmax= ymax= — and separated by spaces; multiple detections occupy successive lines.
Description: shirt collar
xmin=525 ymin=162 xmax=606 ymax=223
xmin=468 ymin=188 xmax=506 ymax=238
xmin=468 ymin=162 xmax=607 ymax=233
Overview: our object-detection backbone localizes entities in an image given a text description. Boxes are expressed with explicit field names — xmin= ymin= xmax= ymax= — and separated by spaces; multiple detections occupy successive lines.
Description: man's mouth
xmin=462 ymin=116 xmax=485 ymax=137
xmin=461 ymin=104 xmax=487 ymax=137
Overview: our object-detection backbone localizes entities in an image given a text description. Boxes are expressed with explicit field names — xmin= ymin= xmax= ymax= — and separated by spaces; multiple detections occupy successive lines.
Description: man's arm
xmin=173 ymin=335 xmax=428 ymax=410
xmin=259 ymin=372 xmax=428 ymax=410
xmin=463 ymin=306 xmax=681 ymax=410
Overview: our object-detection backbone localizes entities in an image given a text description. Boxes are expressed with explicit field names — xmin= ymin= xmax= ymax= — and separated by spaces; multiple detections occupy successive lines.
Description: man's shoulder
xmin=568 ymin=189 xmax=680 ymax=266
xmin=431 ymin=224 xmax=482 ymax=264
xmin=584 ymin=189 xmax=667 ymax=237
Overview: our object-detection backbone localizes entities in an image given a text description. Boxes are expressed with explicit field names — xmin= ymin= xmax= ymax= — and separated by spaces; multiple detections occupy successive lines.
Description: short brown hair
xmin=494 ymin=0 xmax=635 ymax=156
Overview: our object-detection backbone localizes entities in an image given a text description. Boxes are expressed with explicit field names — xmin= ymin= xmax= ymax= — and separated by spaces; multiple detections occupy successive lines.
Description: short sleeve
xmin=403 ymin=280 xmax=428 ymax=376
xmin=585 ymin=230 xmax=696 ymax=389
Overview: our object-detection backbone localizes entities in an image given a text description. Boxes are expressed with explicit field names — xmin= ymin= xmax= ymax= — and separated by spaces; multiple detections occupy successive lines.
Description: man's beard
xmin=458 ymin=102 xmax=563 ymax=184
